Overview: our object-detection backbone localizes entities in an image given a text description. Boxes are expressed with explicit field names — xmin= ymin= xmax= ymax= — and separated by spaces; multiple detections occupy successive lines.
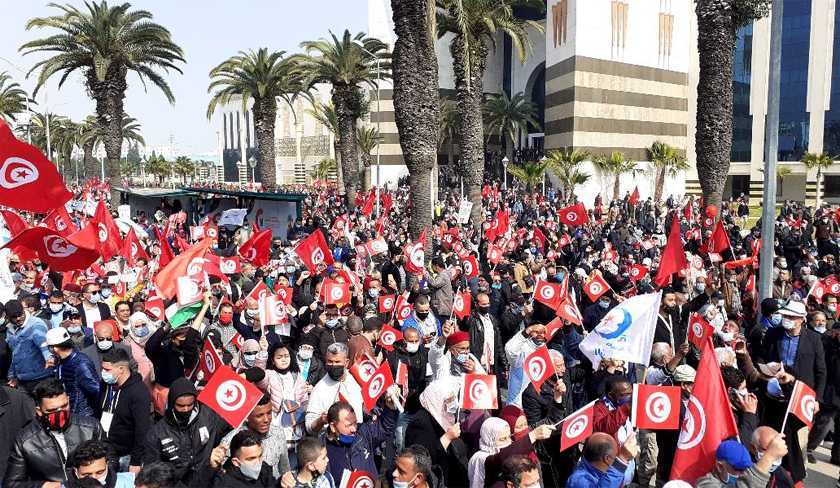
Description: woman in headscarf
xmin=468 ymin=416 xmax=554 ymax=488
xmin=404 ymin=378 xmax=469 ymax=488
xmin=125 ymin=311 xmax=156 ymax=392
xmin=232 ymin=338 xmax=267 ymax=372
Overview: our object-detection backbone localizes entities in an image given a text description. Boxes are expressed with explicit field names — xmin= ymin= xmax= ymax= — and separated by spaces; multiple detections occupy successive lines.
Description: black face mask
xmin=173 ymin=409 xmax=192 ymax=425
xmin=478 ymin=306 xmax=491 ymax=315
xmin=415 ymin=312 xmax=429 ymax=321
xmin=327 ymin=365 xmax=345 ymax=381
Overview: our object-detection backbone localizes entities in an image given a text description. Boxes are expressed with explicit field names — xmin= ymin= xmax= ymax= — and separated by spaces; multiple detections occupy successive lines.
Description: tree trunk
xmin=655 ymin=166 xmax=666 ymax=203
xmin=451 ymin=34 xmax=488 ymax=230
xmin=695 ymin=1 xmax=736 ymax=211
xmin=83 ymin=142 xmax=97 ymax=181
xmin=361 ymin=154 xmax=372 ymax=193
xmin=613 ymin=174 xmax=620 ymax=201
xmin=87 ymin=66 xmax=128 ymax=193
xmin=816 ymin=168 xmax=823 ymax=207
xmin=392 ymin=0 xmax=439 ymax=240
xmin=253 ymin=96 xmax=278 ymax=188
xmin=333 ymin=85 xmax=360 ymax=210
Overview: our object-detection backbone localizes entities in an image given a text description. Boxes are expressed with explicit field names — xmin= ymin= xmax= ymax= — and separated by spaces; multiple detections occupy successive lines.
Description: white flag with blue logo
xmin=579 ymin=291 xmax=662 ymax=369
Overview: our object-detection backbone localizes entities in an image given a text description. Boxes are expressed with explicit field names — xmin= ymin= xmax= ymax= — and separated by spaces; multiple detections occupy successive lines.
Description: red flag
xmin=198 ymin=338 xmax=223 ymax=380
xmin=0 ymin=209 xmax=28 ymax=236
xmin=238 ymin=228 xmax=272 ymax=267
xmin=655 ymin=216 xmax=689 ymax=287
xmin=533 ymin=279 xmax=563 ymax=310
xmin=786 ymin=380 xmax=818 ymax=429
xmin=1 ymin=226 xmax=99 ymax=271
xmin=462 ymin=255 xmax=479 ymax=279
xmin=532 ymin=227 xmax=547 ymax=251
xmin=294 ymin=229 xmax=333 ymax=274
xmin=378 ymin=294 xmax=396 ymax=313
xmin=403 ymin=228 xmax=427 ymax=274
xmin=197 ymin=365 xmax=263 ymax=427
xmin=523 ymin=346 xmax=554 ymax=391
xmin=632 ymin=384 xmax=681 ymax=430
xmin=360 ymin=360 xmax=394 ymax=411
xmin=363 ymin=237 xmax=389 ymax=257
xmin=545 ymin=317 xmax=564 ymax=340
xmin=259 ymin=294 xmax=289 ymax=326
xmin=0 ymin=120 xmax=72 ymax=212
xmin=687 ymin=313 xmax=714 ymax=350
xmin=246 ymin=280 xmax=271 ymax=303
xmin=361 ymin=191 xmax=376 ymax=217
xmin=683 ymin=201 xmax=694 ymax=222
xmin=92 ymin=200 xmax=122 ymax=261
xmin=393 ymin=293 xmax=413 ymax=322
xmin=461 ymin=374 xmax=498 ymax=410
xmin=153 ymin=226 xmax=175 ymax=269
xmin=323 ymin=279 xmax=351 ymax=306
xmin=555 ymin=298 xmax=583 ymax=326
xmin=558 ymin=234 xmax=571 ymax=248
xmin=342 ymin=471 xmax=376 ymax=488
xmin=204 ymin=223 xmax=219 ymax=240
xmin=670 ymin=339 xmax=739 ymax=483
xmin=557 ymin=203 xmax=589 ymax=226
xmin=275 ymin=285 xmax=293 ymax=305
xmin=153 ymin=240 xmax=212 ymax=300
xmin=560 ymin=401 xmax=596 ymax=452
xmin=395 ymin=361 xmax=409 ymax=396
xmin=487 ymin=244 xmax=504 ymax=264
xmin=453 ymin=291 xmax=472 ymax=320
xmin=377 ymin=324 xmax=403 ymax=351
xmin=629 ymin=264 xmax=648 ymax=282
xmin=629 ymin=186 xmax=640 ymax=206
xmin=708 ymin=220 xmax=731 ymax=254
xmin=122 ymin=227 xmax=150 ymax=266
xmin=230 ymin=332 xmax=245 ymax=351
xmin=583 ymin=274 xmax=610 ymax=302
xmin=145 ymin=296 xmax=165 ymax=320
xmin=43 ymin=206 xmax=75 ymax=238
xmin=217 ymin=256 xmax=241 ymax=274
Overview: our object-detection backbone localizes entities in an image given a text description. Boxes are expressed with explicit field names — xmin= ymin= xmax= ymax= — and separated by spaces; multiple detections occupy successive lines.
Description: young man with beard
xmin=385 ymin=326 xmax=431 ymax=452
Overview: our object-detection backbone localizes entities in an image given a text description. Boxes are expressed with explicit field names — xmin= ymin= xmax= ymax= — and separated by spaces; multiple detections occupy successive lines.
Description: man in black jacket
xmin=145 ymin=325 xmax=201 ymax=389
xmin=143 ymin=377 xmax=230 ymax=487
xmin=6 ymin=378 xmax=103 ymax=488
xmin=208 ymin=430 xmax=276 ymax=488
xmin=465 ymin=293 xmax=508 ymax=382
xmin=384 ymin=327 xmax=430 ymax=452
xmin=98 ymin=348 xmax=151 ymax=473
xmin=0 ymin=385 xmax=34 ymax=485
xmin=76 ymin=283 xmax=112 ymax=329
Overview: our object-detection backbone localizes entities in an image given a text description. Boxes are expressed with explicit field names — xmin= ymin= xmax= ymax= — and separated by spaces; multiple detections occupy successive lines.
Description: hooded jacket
xmin=142 ymin=378 xmax=230 ymax=487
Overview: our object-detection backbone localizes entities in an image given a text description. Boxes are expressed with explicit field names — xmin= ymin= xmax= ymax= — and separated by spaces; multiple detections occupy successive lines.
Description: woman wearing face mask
xmin=209 ymin=430 xmax=276 ymax=488
xmin=125 ymin=311 xmax=157 ymax=393
xmin=468 ymin=417 xmax=554 ymax=488
xmin=234 ymin=339 xmax=267 ymax=373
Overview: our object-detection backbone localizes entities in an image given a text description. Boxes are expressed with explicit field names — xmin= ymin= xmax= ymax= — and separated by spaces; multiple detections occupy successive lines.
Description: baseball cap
xmin=716 ymin=440 xmax=753 ymax=470
xmin=673 ymin=364 xmax=697 ymax=383
xmin=778 ymin=300 xmax=806 ymax=318
xmin=46 ymin=327 xmax=71 ymax=346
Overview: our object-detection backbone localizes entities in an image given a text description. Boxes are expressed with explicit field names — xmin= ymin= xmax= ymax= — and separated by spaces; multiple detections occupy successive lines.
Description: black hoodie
xmin=98 ymin=371 xmax=152 ymax=466
xmin=142 ymin=378 xmax=230 ymax=487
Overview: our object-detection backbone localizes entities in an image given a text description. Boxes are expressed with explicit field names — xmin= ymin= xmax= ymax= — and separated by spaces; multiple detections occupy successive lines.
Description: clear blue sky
xmin=0 ymin=0 xmax=368 ymax=155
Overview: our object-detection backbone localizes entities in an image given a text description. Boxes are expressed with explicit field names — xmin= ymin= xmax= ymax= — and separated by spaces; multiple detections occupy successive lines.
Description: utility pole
xmin=758 ymin=0 xmax=784 ymax=303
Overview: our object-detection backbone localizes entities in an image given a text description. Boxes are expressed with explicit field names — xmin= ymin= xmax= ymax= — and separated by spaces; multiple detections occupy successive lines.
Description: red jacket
xmin=593 ymin=399 xmax=630 ymax=436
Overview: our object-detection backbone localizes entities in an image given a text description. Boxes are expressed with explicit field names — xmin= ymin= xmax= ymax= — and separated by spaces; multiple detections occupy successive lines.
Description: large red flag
xmin=0 ymin=120 xmax=72 ymax=212
xmin=294 ymin=229 xmax=333 ymax=274
xmin=632 ymin=384 xmax=681 ymax=430
xmin=533 ymin=279 xmax=563 ymax=310
xmin=629 ymin=186 xmax=640 ymax=206
xmin=557 ymin=203 xmax=589 ymax=226
xmin=153 ymin=240 xmax=211 ymax=299
xmin=1 ymin=226 xmax=99 ymax=271
xmin=197 ymin=365 xmax=263 ymax=427
xmin=670 ymin=339 xmax=739 ymax=483
xmin=122 ymin=227 xmax=149 ymax=266
xmin=43 ymin=206 xmax=75 ymax=238
xmin=655 ymin=216 xmax=689 ymax=287
xmin=153 ymin=225 xmax=174 ymax=268
xmin=0 ymin=209 xmax=28 ymax=236
xmin=707 ymin=220 xmax=731 ymax=254
xmin=238 ymin=228 xmax=272 ymax=267
xmin=92 ymin=200 xmax=122 ymax=261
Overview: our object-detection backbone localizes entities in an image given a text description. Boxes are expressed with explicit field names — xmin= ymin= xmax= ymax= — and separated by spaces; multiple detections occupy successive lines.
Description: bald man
xmin=81 ymin=321 xmax=137 ymax=375
xmin=566 ymin=431 xmax=638 ymax=488
xmin=747 ymin=426 xmax=794 ymax=487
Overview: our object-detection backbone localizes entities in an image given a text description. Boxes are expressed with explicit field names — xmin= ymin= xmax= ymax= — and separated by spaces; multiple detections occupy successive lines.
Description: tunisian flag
xmin=582 ymin=274 xmax=610 ymax=302
xmin=655 ymin=215 xmax=689 ymax=287
xmin=533 ymin=279 xmax=563 ymax=310
xmin=294 ymin=229 xmax=333 ymax=274
xmin=238 ymin=228 xmax=272 ymax=267
xmin=403 ymin=228 xmax=427 ymax=274
xmin=786 ymin=380 xmax=818 ymax=429
xmin=707 ymin=220 xmax=731 ymax=254
xmin=93 ymin=200 xmax=122 ymax=261
xmin=523 ymin=346 xmax=553 ymax=392
xmin=632 ymin=384 xmax=681 ymax=430
xmin=122 ymin=227 xmax=149 ymax=266
xmin=461 ymin=374 xmax=498 ymax=410
xmin=1 ymin=225 xmax=99 ymax=271
xmin=453 ymin=291 xmax=472 ymax=319
xmin=557 ymin=203 xmax=589 ymax=226
xmin=0 ymin=120 xmax=72 ymax=212
xmin=670 ymin=338 xmax=738 ymax=483
xmin=153 ymin=240 xmax=212 ymax=300
xmin=197 ymin=365 xmax=263 ymax=427
xmin=560 ymin=401 xmax=596 ymax=452
xmin=43 ymin=206 xmax=75 ymax=238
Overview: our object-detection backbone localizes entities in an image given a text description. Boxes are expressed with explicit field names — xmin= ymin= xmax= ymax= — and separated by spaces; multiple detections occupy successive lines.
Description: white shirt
xmin=83 ymin=303 xmax=101 ymax=327
xmin=304 ymin=373 xmax=363 ymax=434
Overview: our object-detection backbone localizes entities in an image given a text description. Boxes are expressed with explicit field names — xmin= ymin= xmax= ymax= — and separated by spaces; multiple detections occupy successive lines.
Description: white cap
xmin=778 ymin=300 xmax=807 ymax=318
xmin=46 ymin=327 xmax=71 ymax=346
xmin=673 ymin=364 xmax=697 ymax=383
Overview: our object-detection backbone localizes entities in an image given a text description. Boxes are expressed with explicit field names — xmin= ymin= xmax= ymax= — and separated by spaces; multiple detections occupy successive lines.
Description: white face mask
xmin=392 ymin=475 xmax=418 ymax=488
xmin=298 ymin=348 xmax=313 ymax=360
xmin=405 ymin=342 xmax=420 ymax=353
xmin=718 ymin=331 xmax=735 ymax=343
xmin=782 ymin=318 xmax=797 ymax=330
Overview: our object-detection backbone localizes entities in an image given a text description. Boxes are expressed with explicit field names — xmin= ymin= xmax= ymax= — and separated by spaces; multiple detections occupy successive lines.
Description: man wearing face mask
xmin=466 ymin=293 xmax=508 ymax=380
xmin=41 ymin=290 xmax=68 ymax=329
xmin=695 ymin=437 xmax=787 ymax=488
xmin=593 ymin=376 xmax=632 ymax=437
xmin=5 ymin=299 xmax=53 ymax=394
xmin=209 ymin=430 xmax=276 ymax=488
xmin=304 ymin=342 xmax=363 ymax=434
xmin=583 ymin=293 xmax=615 ymax=332
xmin=76 ymin=283 xmax=112 ymax=330
xmin=216 ymin=395 xmax=290 ymax=478
xmin=402 ymin=296 xmax=441 ymax=348
xmin=45 ymin=327 xmax=100 ymax=417
xmin=312 ymin=304 xmax=350 ymax=360
xmin=385 ymin=327 xmax=431 ymax=452
xmin=82 ymin=320 xmax=137 ymax=375
xmin=69 ymin=440 xmax=136 ymax=487
xmin=204 ymin=302 xmax=239 ymax=361
xmin=143 ymin=377 xmax=230 ymax=487
xmin=6 ymin=379 xmax=104 ymax=488
xmin=823 ymin=294 xmax=838 ymax=329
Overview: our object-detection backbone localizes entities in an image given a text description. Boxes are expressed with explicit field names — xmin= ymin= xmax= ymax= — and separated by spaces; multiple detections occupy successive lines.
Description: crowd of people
xmin=0 ymin=178 xmax=835 ymax=488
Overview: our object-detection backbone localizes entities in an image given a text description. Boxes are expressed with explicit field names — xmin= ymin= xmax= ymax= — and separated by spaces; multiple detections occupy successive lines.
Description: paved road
xmin=808 ymin=444 xmax=838 ymax=487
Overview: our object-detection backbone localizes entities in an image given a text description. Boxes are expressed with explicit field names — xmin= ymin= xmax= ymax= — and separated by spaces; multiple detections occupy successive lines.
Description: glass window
xmin=732 ymin=25 xmax=753 ymax=162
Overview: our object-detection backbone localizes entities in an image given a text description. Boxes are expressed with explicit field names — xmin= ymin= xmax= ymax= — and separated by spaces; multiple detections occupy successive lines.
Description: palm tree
xmin=306 ymin=101 xmax=344 ymax=187
xmin=648 ymin=141 xmax=689 ymax=203
xmin=0 ymin=72 xmax=29 ymax=123
xmin=295 ymin=30 xmax=391 ymax=209
xmin=545 ymin=148 xmax=590 ymax=201
xmin=483 ymin=91 xmax=539 ymax=158
xmin=207 ymin=48 xmax=303 ymax=187
xmin=19 ymin=112 xmax=69 ymax=158
xmin=392 ymin=0 xmax=441 ymax=239
xmin=51 ymin=118 xmax=79 ymax=180
xmin=437 ymin=0 xmax=544 ymax=227
xmin=145 ymin=154 xmax=170 ymax=185
xmin=21 ymin=1 xmax=185 ymax=187
xmin=173 ymin=156 xmax=194 ymax=184
xmin=356 ymin=126 xmax=381 ymax=192
xmin=776 ymin=165 xmax=792 ymax=198
xmin=79 ymin=114 xmax=145 ymax=181
xmin=592 ymin=151 xmax=637 ymax=202
xmin=507 ymin=160 xmax=548 ymax=192
xmin=695 ymin=0 xmax=770 ymax=209
xmin=310 ymin=157 xmax=337 ymax=181
xmin=801 ymin=152 xmax=835 ymax=206
xmin=438 ymin=98 xmax=460 ymax=167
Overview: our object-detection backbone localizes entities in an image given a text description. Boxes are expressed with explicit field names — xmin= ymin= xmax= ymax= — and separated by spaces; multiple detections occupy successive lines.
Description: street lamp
xmin=540 ymin=155 xmax=548 ymax=195
xmin=353 ymin=39 xmax=382 ymax=218
xmin=248 ymin=155 xmax=257 ymax=185
xmin=502 ymin=156 xmax=509 ymax=190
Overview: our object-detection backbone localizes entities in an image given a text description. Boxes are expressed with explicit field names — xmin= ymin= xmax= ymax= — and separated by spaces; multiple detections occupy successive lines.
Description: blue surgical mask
xmin=491 ymin=283 xmax=502 ymax=290
xmin=325 ymin=318 xmax=339 ymax=329
xmin=338 ymin=433 xmax=356 ymax=446
xmin=243 ymin=353 xmax=258 ymax=366
xmin=724 ymin=473 xmax=738 ymax=485
xmin=101 ymin=288 xmax=112 ymax=298
xmin=101 ymin=370 xmax=117 ymax=385
xmin=132 ymin=326 xmax=150 ymax=338
xmin=599 ymin=300 xmax=611 ymax=309
xmin=368 ymin=288 xmax=379 ymax=298
xmin=89 ymin=293 xmax=101 ymax=304
xmin=769 ymin=313 xmax=782 ymax=326
xmin=68 ymin=325 xmax=82 ymax=334
xmin=456 ymin=352 xmax=469 ymax=364
xmin=695 ymin=283 xmax=706 ymax=293
xmin=555 ymin=272 xmax=565 ymax=281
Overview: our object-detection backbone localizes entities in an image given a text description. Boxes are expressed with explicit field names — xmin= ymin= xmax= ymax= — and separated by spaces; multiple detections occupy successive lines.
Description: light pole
xmin=248 ymin=155 xmax=257 ymax=185
xmin=540 ymin=155 xmax=548 ymax=195
xmin=502 ymin=156 xmax=509 ymax=190
xmin=353 ymin=39 xmax=382 ymax=218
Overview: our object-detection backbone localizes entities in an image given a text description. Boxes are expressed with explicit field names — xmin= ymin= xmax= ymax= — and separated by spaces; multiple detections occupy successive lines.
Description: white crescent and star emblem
xmin=0 ymin=157 xmax=39 ymax=189
xmin=564 ymin=413 xmax=588 ymax=439
xmin=468 ymin=379 xmax=489 ymax=404
xmin=526 ymin=356 xmax=546 ymax=381
xmin=677 ymin=395 xmax=707 ymax=450
xmin=800 ymin=394 xmax=817 ymax=423
xmin=368 ymin=372 xmax=385 ymax=399
xmin=645 ymin=392 xmax=672 ymax=424
xmin=43 ymin=235 xmax=77 ymax=257
xmin=215 ymin=380 xmax=247 ymax=412
xmin=381 ymin=330 xmax=396 ymax=345
xmin=97 ymin=223 xmax=108 ymax=243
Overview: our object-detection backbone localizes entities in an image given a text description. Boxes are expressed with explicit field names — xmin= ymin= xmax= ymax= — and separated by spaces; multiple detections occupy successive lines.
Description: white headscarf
xmin=419 ymin=378 xmax=460 ymax=430
xmin=467 ymin=417 xmax=510 ymax=488
xmin=128 ymin=311 xmax=156 ymax=346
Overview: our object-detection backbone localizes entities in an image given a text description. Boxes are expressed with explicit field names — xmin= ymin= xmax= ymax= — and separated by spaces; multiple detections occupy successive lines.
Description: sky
xmin=0 ymin=0 xmax=369 ymax=156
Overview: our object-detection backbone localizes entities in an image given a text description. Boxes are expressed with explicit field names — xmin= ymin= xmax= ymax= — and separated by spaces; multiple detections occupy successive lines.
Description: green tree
xmin=648 ymin=141 xmax=689 ymax=203
xmin=593 ymin=151 xmax=638 ymax=202
xmin=356 ymin=126 xmax=381 ymax=192
xmin=22 ymin=1 xmax=184 ymax=186
xmin=207 ymin=48 xmax=304 ymax=187
xmin=506 ymin=159 xmax=548 ymax=192
xmin=78 ymin=114 xmax=144 ymax=181
xmin=145 ymin=154 xmax=170 ymax=185
xmin=310 ymin=157 xmax=337 ymax=181
xmin=0 ymin=72 xmax=29 ymax=123
xmin=483 ymin=91 xmax=539 ymax=158
xmin=306 ymin=101 xmax=344 ymax=188
xmin=295 ymin=30 xmax=391 ymax=209
xmin=545 ymin=148 xmax=590 ymax=202
xmin=19 ymin=112 xmax=69 ymax=157
xmin=437 ymin=0 xmax=544 ymax=227
xmin=801 ymin=152 xmax=835 ymax=206
xmin=695 ymin=0 xmax=771 ymax=209
xmin=172 ymin=156 xmax=194 ymax=184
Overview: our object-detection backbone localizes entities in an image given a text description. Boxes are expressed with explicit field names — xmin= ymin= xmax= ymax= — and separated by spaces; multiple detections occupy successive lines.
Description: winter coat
xmin=57 ymin=350 xmax=100 ymax=417
xmin=0 ymin=386 xmax=34 ymax=485
xmin=99 ymin=372 xmax=152 ymax=466
xmin=323 ymin=406 xmax=398 ymax=483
